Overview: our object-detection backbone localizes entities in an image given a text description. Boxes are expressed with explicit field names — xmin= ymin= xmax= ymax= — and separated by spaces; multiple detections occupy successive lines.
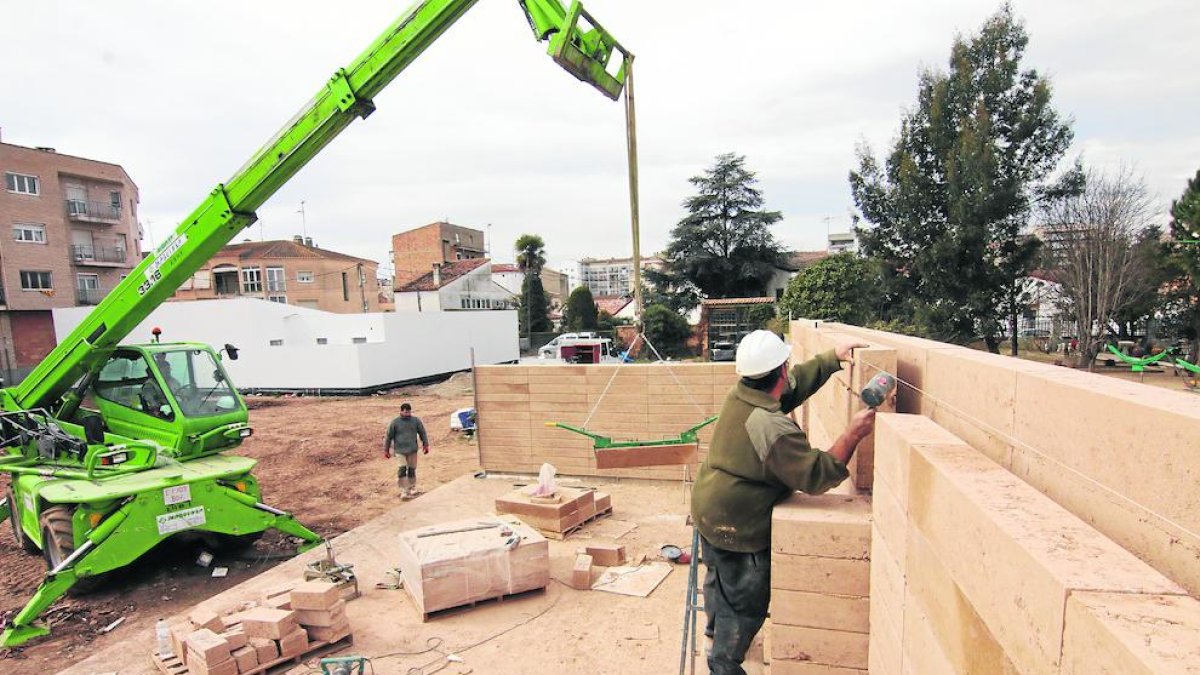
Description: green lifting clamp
xmin=547 ymin=416 xmax=719 ymax=450
xmin=1105 ymin=344 xmax=1174 ymax=373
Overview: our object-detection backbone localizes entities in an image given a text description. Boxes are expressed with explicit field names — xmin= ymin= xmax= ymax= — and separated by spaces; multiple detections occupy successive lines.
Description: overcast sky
xmin=3 ymin=0 xmax=1198 ymax=282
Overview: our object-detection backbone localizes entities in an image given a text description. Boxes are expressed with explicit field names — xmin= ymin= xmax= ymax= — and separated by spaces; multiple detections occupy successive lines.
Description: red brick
xmin=183 ymin=628 xmax=231 ymax=665
xmin=219 ymin=628 xmax=247 ymax=651
xmin=293 ymin=600 xmax=347 ymax=628
xmin=231 ymin=645 xmax=258 ymax=672
xmin=306 ymin=618 xmax=351 ymax=643
xmin=240 ymin=608 xmax=299 ymax=640
xmin=186 ymin=657 xmax=238 ymax=675
xmin=584 ymin=544 xmax=625 ymax=567
xmin=288 ymin=581 xmax=341 ymax=611
xmin=277 ymin=628 xmax=309 ymax=658
xmin=188 ymin=608 xmax=225 ymax=633
xmin=249 ymin=637 xmax=279 ymax=664
xmin=572 ymin=554 xmax=593 ymax=590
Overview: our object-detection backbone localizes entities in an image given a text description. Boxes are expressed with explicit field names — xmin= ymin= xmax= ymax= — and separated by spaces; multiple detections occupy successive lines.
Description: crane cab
xmin=79 ymin=343 xmax=250 ymax=457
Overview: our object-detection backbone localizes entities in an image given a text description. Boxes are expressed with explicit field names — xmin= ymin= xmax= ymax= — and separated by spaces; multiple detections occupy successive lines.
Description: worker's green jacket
xmin=691 ymin=350 xmax=849 ymax=553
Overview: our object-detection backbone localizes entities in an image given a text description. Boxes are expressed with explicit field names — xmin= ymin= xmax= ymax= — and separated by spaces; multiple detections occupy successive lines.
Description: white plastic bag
xmin=528 ymin=462 xmax=558 ymax=497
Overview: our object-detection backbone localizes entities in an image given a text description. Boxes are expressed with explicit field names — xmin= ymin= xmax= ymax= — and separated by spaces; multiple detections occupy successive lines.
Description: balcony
xmin=65 ymin=199 xmax=122 ymax=224
xmin=72 ymin=244 xmax=128 ymax=266
xmin=76 ymin=287 xmax=111 ymax=306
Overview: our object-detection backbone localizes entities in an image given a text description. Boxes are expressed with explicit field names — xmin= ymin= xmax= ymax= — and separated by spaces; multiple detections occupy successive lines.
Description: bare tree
xmin=1039 ymin=167 xmax=1156 ymax=369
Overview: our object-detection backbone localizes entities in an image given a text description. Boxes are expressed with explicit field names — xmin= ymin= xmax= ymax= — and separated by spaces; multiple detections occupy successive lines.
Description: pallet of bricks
xmin=153 ymin=580 xmax=352 ymax=675
xmin=494 ymin=485 xmax=611 ymax=539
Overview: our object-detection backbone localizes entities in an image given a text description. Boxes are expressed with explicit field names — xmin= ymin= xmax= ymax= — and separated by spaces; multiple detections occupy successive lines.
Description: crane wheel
xmin=39 ymin=505 xmax=102 ymax=595
xmin=7 ymin=489 xmax=39 ymax=554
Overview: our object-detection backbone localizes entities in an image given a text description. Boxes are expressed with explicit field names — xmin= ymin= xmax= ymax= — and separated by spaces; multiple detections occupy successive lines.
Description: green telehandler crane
xmin=0 ymin=0 xmax=630 ymax=647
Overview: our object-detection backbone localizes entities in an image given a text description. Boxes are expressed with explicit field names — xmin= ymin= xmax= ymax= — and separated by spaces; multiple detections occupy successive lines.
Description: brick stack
xmin=494 ymin=487 xmax=609 ymax=538
xmin=769 ymin=493 xmax=872 ymax=674
xmin=290 ymin=581 xmax=351 ymax=643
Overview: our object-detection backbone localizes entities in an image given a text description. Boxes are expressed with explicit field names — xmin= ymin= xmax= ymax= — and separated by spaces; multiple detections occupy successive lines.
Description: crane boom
xmin=3 ymin=0 xmax=628 ymax=413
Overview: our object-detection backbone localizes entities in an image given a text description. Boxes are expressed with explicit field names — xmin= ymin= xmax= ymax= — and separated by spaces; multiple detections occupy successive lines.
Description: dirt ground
xmin=0 ymin=376 xmax=480 ymax=675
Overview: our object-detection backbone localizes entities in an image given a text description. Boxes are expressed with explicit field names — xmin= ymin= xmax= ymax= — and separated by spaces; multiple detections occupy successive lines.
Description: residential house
xmin=766 ymin=250 xmax=828 ymax=299
xmin=0 ymin=140 xmax=142 ymax=380
xmin=392 ymin=221 xmax=485 ymax=287
xmin=394 ymin=258 xmax=515 ymax=312
xmin=698 ymin=297 xmax=777 ymax=355
xmin=828 ymin=231 xmax=857 ymax=253
xmin=171 ymin=236 xmax=382 ymax=313
xmin=491 ymin=263 xmax=570 ymax=308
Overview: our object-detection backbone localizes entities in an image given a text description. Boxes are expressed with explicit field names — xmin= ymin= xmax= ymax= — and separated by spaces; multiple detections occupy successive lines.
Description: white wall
xmin=53 ymin=298 xmax=518 ymax=391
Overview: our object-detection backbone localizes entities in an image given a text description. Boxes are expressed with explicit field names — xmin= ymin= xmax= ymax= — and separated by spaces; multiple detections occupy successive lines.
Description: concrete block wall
xmin=770 ymin=494 xmax=872 ymax=674
xmin=793 ymin=320 xmax=1200 ymax=597
xmin=475 ymin=363 xmax=735 ymax=480
xmin=873 ymin=413 xmax=1200 ymax=674
xmin=791 ymin=329 xmax=898 ymax=490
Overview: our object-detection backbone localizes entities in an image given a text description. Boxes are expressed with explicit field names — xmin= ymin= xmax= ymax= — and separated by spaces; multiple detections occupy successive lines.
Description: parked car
xmin=539 ymin=332 xmax=609 ymax=360
xmin=710 ymin=341 xmax=736 ymax=362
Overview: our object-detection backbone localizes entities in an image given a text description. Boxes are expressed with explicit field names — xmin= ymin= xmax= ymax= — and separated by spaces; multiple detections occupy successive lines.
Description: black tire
xmin=7 ymin=488 xmax=38 ymax=554
xmin=39 ymin=505 xmax=102 ymax=595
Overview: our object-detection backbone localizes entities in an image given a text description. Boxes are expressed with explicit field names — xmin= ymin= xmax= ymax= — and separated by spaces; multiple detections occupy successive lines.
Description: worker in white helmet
xmin=690 ymin=330 xmax=876 ymax=675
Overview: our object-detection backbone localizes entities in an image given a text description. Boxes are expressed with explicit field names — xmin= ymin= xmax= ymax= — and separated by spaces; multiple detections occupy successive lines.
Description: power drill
xmin=860 ymin=372 xmax=897 ymax=408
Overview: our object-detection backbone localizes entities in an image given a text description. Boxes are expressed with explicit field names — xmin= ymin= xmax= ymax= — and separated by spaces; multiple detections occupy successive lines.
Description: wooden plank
xmin=595 ymin=443 xmax=697 ymax=469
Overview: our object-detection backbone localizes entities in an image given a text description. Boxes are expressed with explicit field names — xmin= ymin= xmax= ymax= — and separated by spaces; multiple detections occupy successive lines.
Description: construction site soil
xmin=0 ymin=378 xmax=478 ymax=675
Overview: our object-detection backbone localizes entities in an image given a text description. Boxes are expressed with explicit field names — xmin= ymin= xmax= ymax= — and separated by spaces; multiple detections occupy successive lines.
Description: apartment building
xmin=171 ymin=236 xmax=382 ymax=313
xmin=394 ymin=258 xmax=515 ymax=312
xmin=392 ymin=221 xmax=486 ymax=287
xmin=0 ymin=141 xmax=141 ymax=379
xmin=577 ymin=255 xmax=665 ymax=297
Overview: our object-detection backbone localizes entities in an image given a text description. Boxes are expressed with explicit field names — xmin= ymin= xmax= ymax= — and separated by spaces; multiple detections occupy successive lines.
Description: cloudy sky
xmin=3 ymin=0 xmax=1198 ymax=282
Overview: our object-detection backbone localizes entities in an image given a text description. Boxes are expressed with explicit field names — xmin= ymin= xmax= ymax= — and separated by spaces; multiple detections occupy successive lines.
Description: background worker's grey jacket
xmin=691 ymin=350 xmax=849 ymax=553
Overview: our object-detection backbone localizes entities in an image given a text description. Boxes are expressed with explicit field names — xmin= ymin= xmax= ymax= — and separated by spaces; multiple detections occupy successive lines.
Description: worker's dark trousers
xmin=701 ymin=537 xmax=770 ymax=675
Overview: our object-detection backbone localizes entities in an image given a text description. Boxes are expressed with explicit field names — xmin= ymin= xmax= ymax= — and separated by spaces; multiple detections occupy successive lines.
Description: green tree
xmin=515 ymin=234 xmax=551 ymax=336
xmin=562 ymin=286 xmax=599 ymax=331
xmin=850 ymin=5 xmax=1078 ymax=352
xmin=779 ymin=253 xmax=880 ymax=324
xmin=1167 ymin=169 xmax=1200 ymax=362
xmin=660 ymin=153 xmax=785 ymax=300
xmin=642 ymin=304 xmax=692 ymax=358
xmin=515 ymin=234 xmax=546 ymax=275
xmin=517 ymin=274 xmax=552 ymax=336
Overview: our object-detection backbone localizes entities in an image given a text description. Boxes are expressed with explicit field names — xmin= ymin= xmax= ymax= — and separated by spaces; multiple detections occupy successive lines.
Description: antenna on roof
xmin=297 ymin=200 xmax=307 ymax=239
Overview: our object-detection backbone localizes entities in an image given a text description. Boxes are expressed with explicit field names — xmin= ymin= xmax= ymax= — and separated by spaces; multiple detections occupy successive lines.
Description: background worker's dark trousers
xmin=701 ymin=537 xmax=771 ymax=675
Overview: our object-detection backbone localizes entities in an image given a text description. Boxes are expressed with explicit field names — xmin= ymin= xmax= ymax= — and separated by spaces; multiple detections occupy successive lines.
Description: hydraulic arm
xmin=2 ymin=0 xmax=629 ymax=417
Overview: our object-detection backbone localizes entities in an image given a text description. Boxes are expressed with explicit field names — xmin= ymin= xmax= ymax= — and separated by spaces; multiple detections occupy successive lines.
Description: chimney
xmin=293 ymin=235 xmax=303 ymax=244
xmin=431 ymin=263 xmax=442 ymax=287
xmin=305 ymin=237 xmax=314 ymax=247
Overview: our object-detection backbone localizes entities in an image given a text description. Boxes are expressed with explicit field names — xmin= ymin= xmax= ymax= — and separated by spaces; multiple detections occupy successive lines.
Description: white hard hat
xmin=735 ymin=330 xmax=792 ymax=378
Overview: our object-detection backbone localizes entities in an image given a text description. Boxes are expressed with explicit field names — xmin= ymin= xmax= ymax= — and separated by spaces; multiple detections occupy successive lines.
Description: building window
xmin=13 ymin=224 xmax=46 ymax=243
xmin=341 ymin=272 xmax=349 ymax=301
xmin=5 ymin=173 xmax=39 ymax=195
xmin=461 ymin=298 xmax=469 ymax=309
xmin=20 ymin=271 xmax=53 ymax=290
xmin=269 ymin=339 xmax=283 ymax=347
xmin=194 ymin=270 xmax=211 ymax=290
xmin=297 ymin=270 xmax=314 ymax=283
xmin=241 ymin=267 xmax=262 ymax=293
xmin=109 ymin=191 xmax=121 ymax=210
xmin=352 ymin=337 xmax=367 ymax=344
xmin=316 ymin=338 xmax=328 ymax=345
xmin=266 ymin=266 xmax=286 ymax=292
xmin=267 ymin=294 xmax=287 ymax=304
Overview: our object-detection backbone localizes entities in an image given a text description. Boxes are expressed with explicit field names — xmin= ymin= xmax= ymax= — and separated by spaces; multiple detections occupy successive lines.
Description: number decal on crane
xmin=138 ymin=234 xmax=188 ymax=296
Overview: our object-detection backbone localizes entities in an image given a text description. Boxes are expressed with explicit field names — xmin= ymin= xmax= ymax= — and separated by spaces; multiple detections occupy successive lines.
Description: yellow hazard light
xmin=234 ymin=481 xmax=248 ymax=493
xmin=88 ymin=512 xmax=103 ymax=529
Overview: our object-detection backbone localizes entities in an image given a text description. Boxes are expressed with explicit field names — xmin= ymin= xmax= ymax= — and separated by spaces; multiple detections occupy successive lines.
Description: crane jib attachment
xmin=4 ymin=0 xmax=629 ymax=414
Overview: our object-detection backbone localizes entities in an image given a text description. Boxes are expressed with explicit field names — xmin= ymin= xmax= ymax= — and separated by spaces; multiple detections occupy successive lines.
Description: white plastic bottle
xmin=156 ymin=619 xmax=172 ymax=659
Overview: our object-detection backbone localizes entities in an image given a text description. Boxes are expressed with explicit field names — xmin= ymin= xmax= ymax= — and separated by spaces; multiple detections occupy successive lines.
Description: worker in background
xmin=691 ymin=330 xmax=876 ymax=675
xmin=383 ymin=402 xmax=430 ymax=500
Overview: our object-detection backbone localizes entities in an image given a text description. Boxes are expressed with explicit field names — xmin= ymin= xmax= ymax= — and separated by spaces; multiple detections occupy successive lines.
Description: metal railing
xmin=65 ymin=199 xmax=122 ymax=222
xmin=71 ymin=244 xmax=127 ymax=264
xmin=76 ymin=287 xmax=110 ymax=306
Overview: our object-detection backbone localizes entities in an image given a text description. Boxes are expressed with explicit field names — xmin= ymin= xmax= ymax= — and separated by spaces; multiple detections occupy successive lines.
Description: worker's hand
xmin=423 ymin=446 xmax=430 ymax=455
xmin=835 ymin=341 xmax=870 ymax=362
xmin=847 ymin=408 xmax=876 ymax=442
